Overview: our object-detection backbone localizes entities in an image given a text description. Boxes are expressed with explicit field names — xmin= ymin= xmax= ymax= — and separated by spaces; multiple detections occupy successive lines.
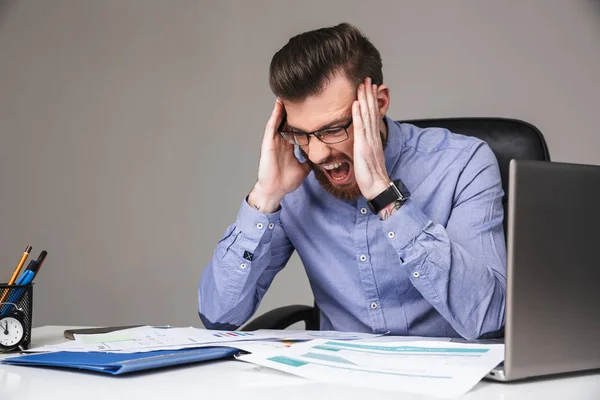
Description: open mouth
xmin=322 ymin=161 xmax=353 ymax=185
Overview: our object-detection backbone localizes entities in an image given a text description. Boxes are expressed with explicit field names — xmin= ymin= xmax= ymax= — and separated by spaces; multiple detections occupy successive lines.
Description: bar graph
xmin=212 ymin=331 xmax=254 ymax=338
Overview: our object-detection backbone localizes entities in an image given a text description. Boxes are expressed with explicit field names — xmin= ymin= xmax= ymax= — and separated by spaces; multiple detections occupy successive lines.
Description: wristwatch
xmin=367 ymin=179 xmax=411 ymax=215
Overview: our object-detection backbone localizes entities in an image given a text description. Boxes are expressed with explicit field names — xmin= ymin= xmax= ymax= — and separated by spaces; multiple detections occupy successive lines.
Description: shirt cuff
xmin=235 ymin=197 xmax=282 ymax=244
xmin=380 ymin=199 xmax=430 ymax=249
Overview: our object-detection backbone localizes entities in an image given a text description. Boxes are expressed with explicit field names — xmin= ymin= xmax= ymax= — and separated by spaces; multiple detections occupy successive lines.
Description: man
xmin=199 ymin=23 xmax=506 ymax=339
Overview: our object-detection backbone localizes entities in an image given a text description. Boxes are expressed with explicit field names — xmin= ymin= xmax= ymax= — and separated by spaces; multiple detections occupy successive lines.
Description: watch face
xmin=0 ymin=316 xmax=25 ymax=348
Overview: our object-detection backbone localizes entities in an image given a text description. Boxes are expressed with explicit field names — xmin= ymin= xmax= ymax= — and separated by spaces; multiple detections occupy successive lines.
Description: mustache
xmin=303 ymin=153 xmax=352 ymax=168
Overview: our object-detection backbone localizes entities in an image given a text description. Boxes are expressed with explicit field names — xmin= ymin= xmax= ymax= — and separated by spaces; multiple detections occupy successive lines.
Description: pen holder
xmin=0 ymin=283 xmax=33 ymax=352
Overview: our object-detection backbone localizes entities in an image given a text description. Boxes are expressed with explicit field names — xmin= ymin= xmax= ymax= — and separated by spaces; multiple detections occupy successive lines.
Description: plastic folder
xmin=2 ymin=347 xmax=239 ymax=375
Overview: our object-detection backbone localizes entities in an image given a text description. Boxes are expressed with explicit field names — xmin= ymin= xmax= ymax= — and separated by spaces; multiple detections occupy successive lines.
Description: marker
xmin=30 ymin=250 xmax=47 ymax=274
xmin=18 ymin=251 xmax=47 ymax=284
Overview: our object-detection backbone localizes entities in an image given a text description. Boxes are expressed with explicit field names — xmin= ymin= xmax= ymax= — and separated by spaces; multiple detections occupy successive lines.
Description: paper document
xmin=354 ymin=335 xmax=452 ymax=343
xmin=25 ymin=326 xmax=382 ymax=354
xmin=238 ymin=339 xmax=504 ymax=398
xmin=252 ymin=329 xmax=382 ymax=341
xmin=27 ymin=326 xmax=283 ymax=353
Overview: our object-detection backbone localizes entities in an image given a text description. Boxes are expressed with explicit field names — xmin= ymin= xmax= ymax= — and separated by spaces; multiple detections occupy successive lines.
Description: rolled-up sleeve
xmin=381 ymin=142 xmax=506 ymax=339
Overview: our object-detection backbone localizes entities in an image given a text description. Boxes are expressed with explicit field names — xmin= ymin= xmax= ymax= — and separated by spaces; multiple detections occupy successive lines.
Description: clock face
xmin=0 ymin=316 xmax=25 ymax=348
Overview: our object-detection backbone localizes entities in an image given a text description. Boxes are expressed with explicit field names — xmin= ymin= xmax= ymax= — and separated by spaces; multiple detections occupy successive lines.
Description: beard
xmin=309 ymin=154 xmax=362 ymax=201
xmin=301 ymin=130 xmax=388 ymax=201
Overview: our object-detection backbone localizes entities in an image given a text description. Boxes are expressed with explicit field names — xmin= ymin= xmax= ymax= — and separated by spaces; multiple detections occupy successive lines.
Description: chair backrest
xmin=400 ymin=118 xmax=551 ymax=235
xmin=307 ymin=118 xmax=550 ymax=330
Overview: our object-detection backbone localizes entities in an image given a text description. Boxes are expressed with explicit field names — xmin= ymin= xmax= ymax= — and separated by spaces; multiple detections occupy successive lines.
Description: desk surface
xmin=0 ymin=326 xmax=598 ymax=400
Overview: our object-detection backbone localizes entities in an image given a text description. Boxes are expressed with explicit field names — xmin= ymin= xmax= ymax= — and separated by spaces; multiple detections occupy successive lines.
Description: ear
xmin=376 ymin=85 xmax=391 ymax=118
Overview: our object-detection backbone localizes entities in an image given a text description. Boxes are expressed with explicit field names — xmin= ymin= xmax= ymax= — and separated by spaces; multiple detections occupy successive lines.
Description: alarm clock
xmin=0 ymin=310 xmax=27 ymax=352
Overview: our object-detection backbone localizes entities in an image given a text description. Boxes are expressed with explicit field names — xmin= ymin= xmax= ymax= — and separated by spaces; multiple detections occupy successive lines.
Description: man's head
xmin=270 ymin=23 xmax=390 ymax=200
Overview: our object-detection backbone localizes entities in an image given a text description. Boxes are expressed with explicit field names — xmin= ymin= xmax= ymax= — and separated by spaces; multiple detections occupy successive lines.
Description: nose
xmin=306 ymin=138 xmax=332 ymax=165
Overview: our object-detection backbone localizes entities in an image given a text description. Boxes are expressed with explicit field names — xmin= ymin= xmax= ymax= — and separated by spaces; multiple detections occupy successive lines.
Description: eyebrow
xmin=284 ymin=115 xmax=352 ymax=133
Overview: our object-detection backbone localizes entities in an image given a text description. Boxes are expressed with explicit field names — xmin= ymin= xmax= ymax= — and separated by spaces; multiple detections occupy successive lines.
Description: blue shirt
xmin=199 ymin=117 xmax=506 ymax=339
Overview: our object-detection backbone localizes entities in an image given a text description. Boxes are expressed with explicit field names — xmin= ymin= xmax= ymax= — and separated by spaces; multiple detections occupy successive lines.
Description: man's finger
xmin=365 ymin=79 xmax=377 ymax=120
xmin=352 ymin=100 xmax=364 ymax=137
xmin=358 ymin=82 xmax=372 ymax=135
xmin=265 ymin=100 xmax=283 ymax=135
xmin=372 ymin=84 xmax=380 ymax=121
xmin=261 ymin=100 xmax=284 ymax=154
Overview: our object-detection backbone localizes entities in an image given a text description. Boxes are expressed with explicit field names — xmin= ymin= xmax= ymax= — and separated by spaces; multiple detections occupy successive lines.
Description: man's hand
xmin=248 ymin=100 xmax=310 ymax=213
xmin=352 ymin=77 xmax=391 ymax=201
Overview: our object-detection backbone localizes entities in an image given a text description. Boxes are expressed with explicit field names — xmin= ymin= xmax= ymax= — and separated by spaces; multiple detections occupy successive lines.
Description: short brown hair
xmin=269 ymin=23 xmax=383 ymax=102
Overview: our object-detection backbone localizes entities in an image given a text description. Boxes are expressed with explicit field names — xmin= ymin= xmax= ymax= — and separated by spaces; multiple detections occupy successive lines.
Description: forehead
xmin=283 ymin=74 xmax=355 ymax=132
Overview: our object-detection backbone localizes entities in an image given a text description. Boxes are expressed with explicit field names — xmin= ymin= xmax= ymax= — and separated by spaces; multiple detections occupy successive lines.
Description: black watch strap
xmin=367 ymin=179 xmax=410 ymax=215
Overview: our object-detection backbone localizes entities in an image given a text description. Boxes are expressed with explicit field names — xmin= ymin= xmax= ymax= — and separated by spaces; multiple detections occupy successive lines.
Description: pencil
xmin=0 ymin=245 xmax=32 ymax=303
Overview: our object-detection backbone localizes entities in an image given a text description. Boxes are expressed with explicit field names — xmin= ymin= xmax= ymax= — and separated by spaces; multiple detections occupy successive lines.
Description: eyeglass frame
xmin=277 ymin=116 xmax=353 ymax=146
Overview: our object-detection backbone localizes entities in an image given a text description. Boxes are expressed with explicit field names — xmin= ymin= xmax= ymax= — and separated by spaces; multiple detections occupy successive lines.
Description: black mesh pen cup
xmin=0 ymin=283 xmax=33 ymax=352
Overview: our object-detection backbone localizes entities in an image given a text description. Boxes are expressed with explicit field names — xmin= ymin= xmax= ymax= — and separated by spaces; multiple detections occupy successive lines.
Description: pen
xmin=0 ymin=260 xmax=34 ymax=315
xmin=11 ymin=249 xmax=45 ymax=289
xmin=0 ymin=246 xmax=32 ymax=304
xmin=0 ymin=251 xmax=47 ymax=316
xmin=14 ymin=262 xmax=37 ymax=286
xmin=17 ymin=251 xmax=47 ymax=284
xmin=31 ymin=250 xmax=47 ymax=274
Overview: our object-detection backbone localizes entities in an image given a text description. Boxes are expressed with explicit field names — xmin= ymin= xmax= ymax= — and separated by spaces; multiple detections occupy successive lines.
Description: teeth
xmin=323 ymin=162 xmax=343 ymax=170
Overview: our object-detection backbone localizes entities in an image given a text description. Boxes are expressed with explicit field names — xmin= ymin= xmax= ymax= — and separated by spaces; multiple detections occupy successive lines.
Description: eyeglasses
xmin=278 ymin=119 xmax=353 ymax=146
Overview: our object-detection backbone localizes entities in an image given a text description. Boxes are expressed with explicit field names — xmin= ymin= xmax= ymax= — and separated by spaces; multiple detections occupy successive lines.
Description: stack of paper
xmin=5 ymin=326 xmax=503 ymax=394
xmin=4 ymin=327 xmax=383 ymax=375
xmin=26 ymin=326 xmax=383 ymax=354
xmin=238 ymin=339 xmax=505 ymax=398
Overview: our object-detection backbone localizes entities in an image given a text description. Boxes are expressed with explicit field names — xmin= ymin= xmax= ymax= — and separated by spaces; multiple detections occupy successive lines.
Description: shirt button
xmin=388 ymin=231 xmax=395 ymax=239
xmin=359 ymin=255 xmax=367 ymax=262
xmin=268 ymin=223 xmax=274 ymax=230
xmin=360 ymin=208 xmax=368 ymax=214
xmin=240 ymin=263 xmax=247 ymax=269
xmin=412 ymin=271 xmax=420 ymax=278
xmin=256 ymin=223 xmax=264 ymax=230
xmin=370 ymin=302 xmax=378 ymax=309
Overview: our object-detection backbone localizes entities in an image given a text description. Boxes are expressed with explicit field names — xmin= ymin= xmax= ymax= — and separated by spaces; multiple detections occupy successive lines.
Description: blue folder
xmin=2 ymin=347 xmax=239 ymax=375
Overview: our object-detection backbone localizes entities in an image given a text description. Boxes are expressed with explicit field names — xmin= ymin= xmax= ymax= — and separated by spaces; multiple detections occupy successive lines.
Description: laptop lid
xmin=505 ymin=160 xmax=600 ymax=380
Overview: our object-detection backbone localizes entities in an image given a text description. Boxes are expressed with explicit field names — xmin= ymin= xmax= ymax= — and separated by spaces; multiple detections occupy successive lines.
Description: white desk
xmin=0 ymin=326 xmax=598 ymax=400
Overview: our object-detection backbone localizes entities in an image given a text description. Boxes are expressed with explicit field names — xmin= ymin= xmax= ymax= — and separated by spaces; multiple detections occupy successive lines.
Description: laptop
xmin=485 ymin=159 xmax=600 ymax=381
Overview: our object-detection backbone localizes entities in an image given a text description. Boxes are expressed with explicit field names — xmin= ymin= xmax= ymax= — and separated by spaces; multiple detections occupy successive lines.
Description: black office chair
xmin=242 ymin=117 xmax=551 ymax=331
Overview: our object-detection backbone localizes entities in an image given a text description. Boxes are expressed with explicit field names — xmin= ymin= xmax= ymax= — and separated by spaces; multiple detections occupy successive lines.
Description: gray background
xmin=0 ymin=0 xmax=598 ymax=328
